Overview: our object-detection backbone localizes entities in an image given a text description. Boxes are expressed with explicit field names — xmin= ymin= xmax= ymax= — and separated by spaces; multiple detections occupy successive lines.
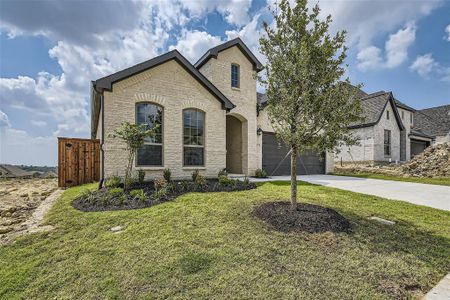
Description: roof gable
xmin=349 ymin=91 xmax=405 ymax=130
xmin=194 ymin=37 xmax=263 ymax=72
xmin=93 ymin=50 xmax=235 ymax=110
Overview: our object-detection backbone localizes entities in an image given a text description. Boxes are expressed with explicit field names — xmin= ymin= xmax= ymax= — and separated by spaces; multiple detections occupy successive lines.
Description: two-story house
xmin=91 ymin=38 xmax=333 ymax=181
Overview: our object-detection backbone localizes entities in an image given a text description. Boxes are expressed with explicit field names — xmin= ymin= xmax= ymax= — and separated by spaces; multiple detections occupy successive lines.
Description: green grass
xmin=332 ymin=171 xmax=450 ymax=186
xmin=1 ymin=182 xmax=449 ymax=299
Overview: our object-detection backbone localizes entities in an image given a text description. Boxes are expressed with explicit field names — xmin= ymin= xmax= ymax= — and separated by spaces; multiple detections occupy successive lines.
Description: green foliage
xmin=152 ymin=187 xmax=167 ymax=200
xmin=254 ymin=169 xmax=268 ymax=178
xmin=218 ymin=175 xmax=232 ymax=186
xmin=243 ymin=176 xmax=250 ymax=186
xmin=79 ymin=189 xmax=96 ymax=203
xmin=154 ymin=177 xmax=167 ymax=190
xmin=163 ymin=168 xmax=171 ymax=182
xmin=259 ymin=0 xmax=364 ymax=205
xmin=124 ymin=177 xmax=137 ymax=189
xmin=180 ymin=180 xmax=190 ymax=191
xmin=137 ymin=170 xmax=145 ymax=184
xmin=108 ymin=187 xmax=124 ymax=198
xmin=112 ymin=122 xmax=158 ymax=189
xmin=130 ymin=189 xmax=146 ymax=202
xmin=105 ymin=176 xmax=121 ymax=189
xmin=194 ymin=174 xmax=207 ymax=187
xmin=218 ymin=168 xmax=228 ymax=177
xmin=191 ymin=170 xmax=200 ymax=181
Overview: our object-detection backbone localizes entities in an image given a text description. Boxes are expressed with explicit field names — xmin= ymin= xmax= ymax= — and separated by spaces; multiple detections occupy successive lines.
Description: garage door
xmin=262 ymin=133 xmax=325 ymax=176
xmin=410 ymin=139 xmax=429 ymax=158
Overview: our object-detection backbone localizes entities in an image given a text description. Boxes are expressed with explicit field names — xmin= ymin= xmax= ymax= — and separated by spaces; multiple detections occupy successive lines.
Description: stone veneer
xmin=101 ymin=60 xmax=227 ymax=179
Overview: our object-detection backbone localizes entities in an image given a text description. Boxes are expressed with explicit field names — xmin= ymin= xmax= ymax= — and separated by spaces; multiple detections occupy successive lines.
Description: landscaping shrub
xmin=254 ymin=169 xmax=268 ymax=178
xmin=191 ymin=170 xmax=200 ymax=181
xmin=180 ymin=180 xmax=189 ymax=191
xmin=163 ymin=168 xmax=171 ymax=182
xmin=218 ymin=168 xmax=228 ymax=177
xmin=108 ymin=187 xmax=124 ymax=198
xmin=154 ymin=177 xmax=167 ymax=190
xmin=243 ymin=176 xmax=250 ymax=185
xmin=218 ymin=175 xmax=232 ymax=186
xmin=124 ymin=177 xmax=137 ymax=189
xmin=130 ymin=189 xmax=146 ymax=202
xmin=105 ymin=176 xmax=121 ymax=188
xmin=194 ymin=174 xmax=207 ymax=188
xmin=152 ymin=187 xmax=167 ymax=200
xmin=137 ymin=170 xmax=145 ymax=184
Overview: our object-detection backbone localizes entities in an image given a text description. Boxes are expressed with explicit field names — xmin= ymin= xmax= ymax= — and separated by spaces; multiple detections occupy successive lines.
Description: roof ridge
xmin=360 ymin=91 xmax=389 ymax=100
xmin=419 ymin=104 xmax=450 ymax=111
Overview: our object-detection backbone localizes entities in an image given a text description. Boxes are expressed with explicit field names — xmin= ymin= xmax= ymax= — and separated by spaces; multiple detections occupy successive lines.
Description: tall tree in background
xmin=260 ymin=0 xmax=363 ymax=209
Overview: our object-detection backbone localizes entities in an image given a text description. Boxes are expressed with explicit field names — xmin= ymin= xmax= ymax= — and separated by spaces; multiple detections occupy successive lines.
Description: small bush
xmin=154 ymin=177 xmax=167 ymax=190
xmin=79 ymin=189 xmax=95 ymax=202
xmin=218 ymin=175 xmax=231 ymax=186
xmin=243 ymin=176 xmax=250 ymax=185
xmin=105 ymin=176 xmax=121 ymax=188
xmin=108 ymin=187 xmax=124 ymax=198
xmin=163 ymin=168 xmax=171 ymax=182
xmin=124 ymin=177 xmax=137 ymax=189
xmin=254 ymin=169 xmax=268 ymax=178
xmin=180 ymin=180 xmax=190 ymax=191
xmin=191 ymin=170 xmax=200 ymax=181
xmin=130 ymin=189 xmax=146 ymax=202
xmin=195 ymin=174 xmax=207 ymax=188
xmin=137 ymin=170 xmax=145 ymax=184
xmin=218 ymin=168 xmax=228 ymax=177
xmin=152 ymin=187 xmax=167 ymax=200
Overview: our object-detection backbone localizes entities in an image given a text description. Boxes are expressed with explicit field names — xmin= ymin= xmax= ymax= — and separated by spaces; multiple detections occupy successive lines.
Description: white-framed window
xmin=183 ymin=108 xmax=205 ymax=166
xmin=384 ymin=129 xmax=391 ymax=156
xmin=231 ymin=63 xmax=240 ymax=88
xmin=136 ymin=102 xmax=163 ymax=166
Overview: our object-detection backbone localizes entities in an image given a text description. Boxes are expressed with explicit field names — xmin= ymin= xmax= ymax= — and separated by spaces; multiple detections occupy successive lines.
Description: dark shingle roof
xmin=348 ymin=91 xmax=404 ymax=130
xmin=257 ymin=92 xmax=268 ymax=107
xmin=394 ymin=99 xmax=415 ymax=111
xmin=413 ymin=104 xmax=450 ymax=137
xmin=194 ymin=37 xmax=263 ymax=72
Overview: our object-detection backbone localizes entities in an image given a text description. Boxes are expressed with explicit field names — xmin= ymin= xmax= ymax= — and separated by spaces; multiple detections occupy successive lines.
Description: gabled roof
xmin=194 ymin=37 xmax=263 ymax=72
xmin=413 ymin=104 xmax=450 ymax=137
xmin=93 ymin=50 xmax=235 ymax=110
xmin=348 ymin=91 xmax=405 ymax=130
xmin=0 ymin=164 xmax=34 ymax=177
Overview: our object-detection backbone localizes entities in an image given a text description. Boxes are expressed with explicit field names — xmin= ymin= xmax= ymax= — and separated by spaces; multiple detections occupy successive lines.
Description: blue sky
xmin=0 ymin=0 xmax=449 ymax=166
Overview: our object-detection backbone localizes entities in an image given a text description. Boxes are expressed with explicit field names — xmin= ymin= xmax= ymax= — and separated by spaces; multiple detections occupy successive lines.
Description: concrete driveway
xmin=250 ymin=174 xmax=450 ymax=211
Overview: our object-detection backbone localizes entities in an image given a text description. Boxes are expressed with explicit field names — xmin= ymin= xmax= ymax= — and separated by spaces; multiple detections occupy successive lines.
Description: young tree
xmin=260 ymin=0 xmax=363 ymax=209
xmin=112 ymin=122 xmax=157 ymax=189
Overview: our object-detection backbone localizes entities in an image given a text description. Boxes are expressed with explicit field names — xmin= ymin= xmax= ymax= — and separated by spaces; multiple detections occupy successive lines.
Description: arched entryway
xmin=226 ymin=114 xmax=245 ymax=174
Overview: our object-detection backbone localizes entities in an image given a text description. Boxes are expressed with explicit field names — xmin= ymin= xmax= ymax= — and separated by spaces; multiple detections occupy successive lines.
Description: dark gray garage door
xmin=410 ymin=139 xmax=430 ymax=158
xmin=262 ymin=133 xmax=325 ymax=176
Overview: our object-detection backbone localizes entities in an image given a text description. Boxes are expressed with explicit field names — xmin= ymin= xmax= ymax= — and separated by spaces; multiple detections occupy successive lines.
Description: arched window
xmin=183 ymin=108 xmax=205 ymax=166
xmin=136 ymin=102 xmax=163 ymax=166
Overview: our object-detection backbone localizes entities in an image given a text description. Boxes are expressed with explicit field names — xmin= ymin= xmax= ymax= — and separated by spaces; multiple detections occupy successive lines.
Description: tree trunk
xmin=290 ymin=145 xmax=297 ymax=209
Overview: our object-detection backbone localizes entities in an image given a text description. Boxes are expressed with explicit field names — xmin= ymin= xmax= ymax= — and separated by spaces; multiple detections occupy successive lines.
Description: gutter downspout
xmin=99 ymin=93 xmax=105 ymax=188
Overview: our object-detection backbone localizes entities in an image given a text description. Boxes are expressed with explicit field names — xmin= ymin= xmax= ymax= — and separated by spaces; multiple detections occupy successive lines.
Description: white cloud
xmin=0 ymin=110 xmax=11 ymax=128
xmin=31 ymin=120 xmax=47 ymax=127
xmin=357 ymin=23 xmax=416 ymax=70
xmin=169 ymin=30 xmax=222 ymax=63
xmin=356 ymin=46 xmax=383 ymax=71
xmin=445 ymin=24 xmax=450 ymax=41
xmin=410 ymin=54 xmax=437 ymax=77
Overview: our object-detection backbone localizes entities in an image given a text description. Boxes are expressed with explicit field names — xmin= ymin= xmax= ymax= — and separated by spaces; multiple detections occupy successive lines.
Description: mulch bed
xmin=253 ymin=202 xmax=351 ymax=233
xmin=72 ymin=179 xmax=256 ymax=212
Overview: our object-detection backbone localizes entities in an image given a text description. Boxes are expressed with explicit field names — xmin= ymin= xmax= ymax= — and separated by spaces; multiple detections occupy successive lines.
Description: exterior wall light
xmin=257 ymin=127 xmax=263 ymax=135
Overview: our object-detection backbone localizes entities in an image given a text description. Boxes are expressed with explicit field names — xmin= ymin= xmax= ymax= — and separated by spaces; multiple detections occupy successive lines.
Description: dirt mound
xmin=401 ymin=143 xmax=450 ymax=177
xmin=253 ymin=202 xmax=351 ymax=233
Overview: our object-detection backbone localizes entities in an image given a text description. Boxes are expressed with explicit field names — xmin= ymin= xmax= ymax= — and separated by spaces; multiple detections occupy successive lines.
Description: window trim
xmin=384 ymin=129 xmax=391 ymax=157
xmin=182 ymin=108 xmax=206 ymax=167
xmin=231 ymin=63 xmax=240 ymax=89
xmin=135 ymin=102 xmax=164 ymax=167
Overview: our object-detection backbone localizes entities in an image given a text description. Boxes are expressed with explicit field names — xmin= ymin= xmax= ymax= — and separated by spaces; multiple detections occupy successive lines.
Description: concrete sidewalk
xmin=250 ymin=175 xmax=450 ymax=211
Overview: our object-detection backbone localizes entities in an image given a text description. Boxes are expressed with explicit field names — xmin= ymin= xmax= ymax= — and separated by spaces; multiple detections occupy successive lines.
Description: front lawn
xmin=332 ymin=171 xmax=450 ymax=186
xmin=1 ymin=182 xmax=449 ymax=299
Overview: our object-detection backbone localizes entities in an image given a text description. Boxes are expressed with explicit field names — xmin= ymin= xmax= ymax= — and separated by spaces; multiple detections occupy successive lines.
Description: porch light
xmin=257 ymin=127 xmax=263 ymax=135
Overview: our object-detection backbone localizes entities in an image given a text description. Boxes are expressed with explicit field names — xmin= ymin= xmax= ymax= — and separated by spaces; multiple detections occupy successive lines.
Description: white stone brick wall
xmin=102 ymin=59 xmax=227 ymax=180
xmin=199 ymin=46 xmax=258 ymax=175
xmin=373 ymin=102 xmax=401 ymax=162
xmin=334 ymin=126 xmax=375 ymax=164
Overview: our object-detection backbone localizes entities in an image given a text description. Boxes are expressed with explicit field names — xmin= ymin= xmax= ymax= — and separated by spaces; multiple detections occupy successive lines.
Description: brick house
xmin=91 ymin=38 xmax=332 ymax=181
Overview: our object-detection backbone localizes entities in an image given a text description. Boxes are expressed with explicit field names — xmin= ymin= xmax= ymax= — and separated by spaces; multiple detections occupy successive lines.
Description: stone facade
xmin=199 ymin=46 xmax=259 ymax=175
xmin=101 ymin=60 xmax=227 ymax=179
xmin=373 ymin=103 xmax=401 ymax=162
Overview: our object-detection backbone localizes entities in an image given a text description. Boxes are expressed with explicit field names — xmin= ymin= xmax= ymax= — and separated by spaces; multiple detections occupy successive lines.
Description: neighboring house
xmin=0 ymin=164 xmax=34 ymax=178
xmin=91 ymin=38 xmax=332 ymax=181
xmin=410 ymin=105 xmax=450 ymax=156
xmin=335 ymin=87 xmax=449 ymax=165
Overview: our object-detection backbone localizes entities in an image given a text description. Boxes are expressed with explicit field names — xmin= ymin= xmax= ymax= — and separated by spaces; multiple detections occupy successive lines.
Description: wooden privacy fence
xmin=58 ymin=137 xmax=100 ymax=188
